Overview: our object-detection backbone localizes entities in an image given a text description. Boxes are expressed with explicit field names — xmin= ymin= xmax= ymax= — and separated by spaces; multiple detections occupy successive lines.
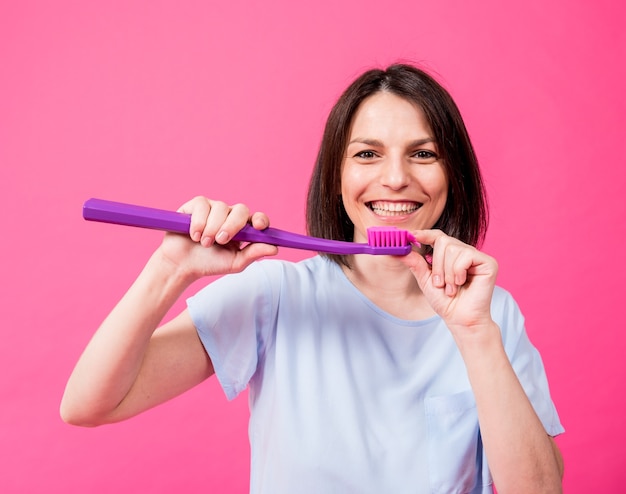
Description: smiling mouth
xmin=367 ymin=201 xmax=421 ymax=216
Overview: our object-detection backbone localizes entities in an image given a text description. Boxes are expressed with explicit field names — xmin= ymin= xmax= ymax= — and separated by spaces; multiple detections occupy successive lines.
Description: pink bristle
xmin=367 ymin=226 xmax=418 ymax=247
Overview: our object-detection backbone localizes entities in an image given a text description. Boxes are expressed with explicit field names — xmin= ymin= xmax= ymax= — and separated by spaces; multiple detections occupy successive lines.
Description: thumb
xmin=399 ymin=250 xmax=432 ymax=288
xmin=237 ymin=242 xmax=279 ymax=267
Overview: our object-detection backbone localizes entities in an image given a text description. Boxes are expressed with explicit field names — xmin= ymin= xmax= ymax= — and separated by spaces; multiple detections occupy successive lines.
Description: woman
xmin=61 ymin=64 xmax=564 ymax=493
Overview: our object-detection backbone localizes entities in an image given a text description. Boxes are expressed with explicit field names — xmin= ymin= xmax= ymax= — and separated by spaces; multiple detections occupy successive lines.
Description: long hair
xmin=306 ymin=64 xmax=488 ymax=267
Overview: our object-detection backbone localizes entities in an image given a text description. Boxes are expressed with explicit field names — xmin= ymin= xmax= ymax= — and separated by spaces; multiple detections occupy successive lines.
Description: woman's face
xmin=341 ymin=91 xmax=448 ymax=243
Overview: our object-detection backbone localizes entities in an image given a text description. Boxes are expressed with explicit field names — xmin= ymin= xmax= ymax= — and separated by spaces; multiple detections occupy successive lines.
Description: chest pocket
xmin=424 ymin=390 xmax=493 ymax=494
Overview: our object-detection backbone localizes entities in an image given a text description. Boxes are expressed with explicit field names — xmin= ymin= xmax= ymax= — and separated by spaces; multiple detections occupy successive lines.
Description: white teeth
xmin=369 ymin=201 xmax=420 ymax=215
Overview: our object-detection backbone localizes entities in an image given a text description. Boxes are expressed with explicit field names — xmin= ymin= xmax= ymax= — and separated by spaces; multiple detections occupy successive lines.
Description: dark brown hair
xmin=306 ymin=63 xmax=488 ymax=267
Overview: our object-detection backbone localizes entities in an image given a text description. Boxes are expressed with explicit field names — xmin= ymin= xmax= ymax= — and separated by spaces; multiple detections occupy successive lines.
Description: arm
xmin=60 ymin=198 xmax=278 ymax=426
xmin=455 ymin=321 xmax=564 ymax=491
xmin=401 ymin=230 xmax=563 ymax=493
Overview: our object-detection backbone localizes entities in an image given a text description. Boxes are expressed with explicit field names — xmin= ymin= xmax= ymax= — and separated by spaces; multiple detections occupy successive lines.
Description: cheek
xmin=420 ymin=167 xmax=449 ymax=220
xmin=340 ymin=164 xmax=365 ymax=198
xmin=421 ymin=167 xmax=448 ymax=197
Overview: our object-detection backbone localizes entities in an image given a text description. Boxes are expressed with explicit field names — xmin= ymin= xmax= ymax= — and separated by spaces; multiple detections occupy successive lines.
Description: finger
xmin=250 ymin=211 xmax=270 ymax=230
xmin=411 ymin=229 xmax=446 ymax=249
xmin=199 ymin=201 xmax=232 ymax=246
xmin=211 ymin=203 xmax=252 ymax=245
xmin=232 ymin=242 xmax=279 ymax=272
xmin=399 ymin=251 xmax=431 ymax=288
xmin=451 ymin=248 xmax=474 ymax=287
xmin=443 ymin=243 xmax=464 ymax=297
xmin=421 ymin=230 xmax=447 ymax=289
xmin=179 ymin=196 xmax=211 ymax=243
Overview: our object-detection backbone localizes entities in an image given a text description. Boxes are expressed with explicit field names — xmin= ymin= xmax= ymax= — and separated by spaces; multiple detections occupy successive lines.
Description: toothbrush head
xmin=355 ymin=226 xmax=418 ymax=255
xmin=367 ymin=226 xmax=418 ymax=248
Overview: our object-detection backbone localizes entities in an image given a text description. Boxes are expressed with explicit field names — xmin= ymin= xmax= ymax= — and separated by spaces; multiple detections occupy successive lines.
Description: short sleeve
xmin=186 ymin=261 xmax=278 ymax=400
xmin=495 ymin=288 xmax=565 ymax=437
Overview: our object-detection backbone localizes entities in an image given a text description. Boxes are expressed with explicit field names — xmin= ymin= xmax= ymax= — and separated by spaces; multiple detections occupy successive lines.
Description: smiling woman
xmin=61 ymin=63 xmax=564 ymax=494
xmin=340 ymin=92 xmax=449 ymax=244
xmin=306 ymin=65 xmax=488 ymax=269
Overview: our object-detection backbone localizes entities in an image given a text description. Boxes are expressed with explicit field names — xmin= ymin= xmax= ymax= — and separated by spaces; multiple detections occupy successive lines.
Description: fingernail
xmin=201 ymin=235 xmax=213 ymax=247
xmin=192 ymin=232 xmax=201 ymax=242
xmin=433 ymin=274 xmax=442 ymax=286
xmin=216 ymin=230 xmax=229 ymax=243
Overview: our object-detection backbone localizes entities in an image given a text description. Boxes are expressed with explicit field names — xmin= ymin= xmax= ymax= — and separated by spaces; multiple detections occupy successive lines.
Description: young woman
xmin=61 ymin=64 xmax=564 ymax=493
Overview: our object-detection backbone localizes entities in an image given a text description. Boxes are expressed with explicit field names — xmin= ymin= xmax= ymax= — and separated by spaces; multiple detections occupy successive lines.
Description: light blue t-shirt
xmin=187 ymin=256 xmax=564 ymax=494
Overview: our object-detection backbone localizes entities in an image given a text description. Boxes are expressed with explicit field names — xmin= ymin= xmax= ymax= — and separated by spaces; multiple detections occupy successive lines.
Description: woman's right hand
xmin=158 ymin=196 xmax=279 ymax=280
xmin=61 ymin=196 xmax=278 ymax=426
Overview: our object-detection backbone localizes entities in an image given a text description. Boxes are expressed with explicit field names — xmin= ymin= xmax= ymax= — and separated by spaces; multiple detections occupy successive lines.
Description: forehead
xmin=349 ymin=91 xmax=432 ymax=138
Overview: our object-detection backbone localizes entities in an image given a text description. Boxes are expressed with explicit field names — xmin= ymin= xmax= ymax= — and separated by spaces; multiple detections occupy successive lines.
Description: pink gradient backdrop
xmin=1 ymin=1 xmax=624 ymax=492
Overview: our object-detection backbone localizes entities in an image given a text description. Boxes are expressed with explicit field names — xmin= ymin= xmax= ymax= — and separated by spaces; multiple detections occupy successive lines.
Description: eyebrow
xmin=348 ymin=137 xmax=436 ymax=147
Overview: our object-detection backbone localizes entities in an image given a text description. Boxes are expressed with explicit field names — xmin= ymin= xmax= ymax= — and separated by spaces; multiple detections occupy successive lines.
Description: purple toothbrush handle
xmin=82 ymin=198 xmax=411 ymax=256
xmin=83 ymin=198 xmax=192 ymax=234
xmin=83 ymin=198 xmax=265 ymax=240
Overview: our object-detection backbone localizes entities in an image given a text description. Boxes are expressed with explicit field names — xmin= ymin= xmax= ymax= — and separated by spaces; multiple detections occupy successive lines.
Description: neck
xmin=341 ymin=255 xmax=435 ymax=320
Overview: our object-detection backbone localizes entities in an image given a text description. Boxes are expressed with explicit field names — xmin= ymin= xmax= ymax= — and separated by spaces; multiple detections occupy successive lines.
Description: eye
xmin=354 ymin=150 xmax=377 ymax=159
xmin=412 ymin=149 xmax=439 ymax=164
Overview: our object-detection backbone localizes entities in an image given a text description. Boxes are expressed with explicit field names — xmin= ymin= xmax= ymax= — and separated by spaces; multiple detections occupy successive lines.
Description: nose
xmin=380 ymin=155 xmax=410 ymax=190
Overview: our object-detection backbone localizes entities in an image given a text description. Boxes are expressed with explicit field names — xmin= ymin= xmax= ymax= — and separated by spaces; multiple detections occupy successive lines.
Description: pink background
xmin=1 ymin=1 xmax=624 ymax=492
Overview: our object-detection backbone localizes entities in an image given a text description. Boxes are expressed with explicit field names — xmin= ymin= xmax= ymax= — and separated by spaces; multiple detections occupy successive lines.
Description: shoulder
xmin=491 ymin=285 xmax=516 ymax=303
xmin=255 ymin=255 xmax=336 ymax=284
xmin=489 ymin=286 xmax=550 ymax=367
xmin=190 ymin=256 xmax=330 ymax=306
xmin=490 ymin=286 xmax=527 ymax=347
xmin=491 ymin=285 xmax=522 ymax=318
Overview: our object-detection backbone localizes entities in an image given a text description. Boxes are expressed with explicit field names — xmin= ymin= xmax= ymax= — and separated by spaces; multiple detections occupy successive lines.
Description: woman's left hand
xmin=400 ymin=230 xmax=498 ymax=338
